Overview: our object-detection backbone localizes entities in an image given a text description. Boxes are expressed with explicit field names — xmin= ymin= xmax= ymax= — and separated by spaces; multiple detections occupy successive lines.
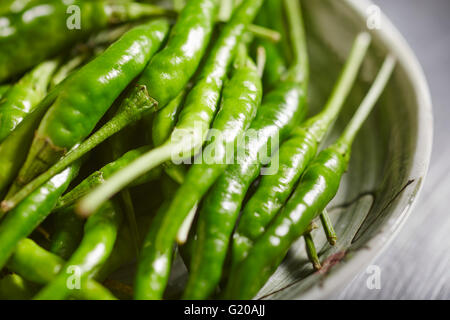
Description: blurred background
xmin=334 ymin=0 xmax=450 ymax=300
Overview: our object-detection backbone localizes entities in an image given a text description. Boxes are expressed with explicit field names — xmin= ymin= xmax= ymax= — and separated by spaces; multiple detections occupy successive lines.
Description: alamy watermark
xmin=366 ymin=264 xmax=382 ymax=290
xmin=169 ymin=122 xmax=280 ymax=175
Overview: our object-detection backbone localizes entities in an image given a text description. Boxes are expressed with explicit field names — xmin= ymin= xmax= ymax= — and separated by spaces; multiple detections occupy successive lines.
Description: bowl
xmin=250 ymin=0 xmax=433 ymax=299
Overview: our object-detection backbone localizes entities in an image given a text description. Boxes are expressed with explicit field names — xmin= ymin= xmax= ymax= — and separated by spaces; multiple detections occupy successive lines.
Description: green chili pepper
xmin=2 ymin=85 xmax=158 ymax=212
xmin=0 ymin=1 xmax=169 ymax=82
xmin=231 ymin=31 xmax=371 ymax=269
xmin=224 ymin=55 xmax=396 ymax=299
xmin=181 ymin=0 xmax=309 ymax=300
xmin=5 ymin=19 xmax=169 ymax=198
xmin=0 ymin=273 xmax=37 ymax=300
xmin=34 ymin=200 xmax=122 ymax=300
xmin=135 ymin=46 xmax=263 ymax=300
xmin=136 ymin=0 xmax=220 ymax=109
xmin=0 ymin=163 xmax=80 ymax=269
xmin=49 ymin=206 xmax=84 ymax=260
xmin=7 ymin=238 xmax=117 ymax=300
xmin=0 ymin=59 xmax=58 ymax=143
xmin=0 ymin=88 xmax=60 ymax=196
xmin=78 ymin=0 xmax=264 ymax=217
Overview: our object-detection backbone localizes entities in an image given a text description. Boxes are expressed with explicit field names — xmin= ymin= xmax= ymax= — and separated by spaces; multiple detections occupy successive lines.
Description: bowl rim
xmin=295 ymin=0 xmax=433 ymax=299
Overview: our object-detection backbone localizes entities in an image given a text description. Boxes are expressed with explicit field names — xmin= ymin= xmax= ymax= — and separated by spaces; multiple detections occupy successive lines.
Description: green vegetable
xmin=0 ymin=0 xmax=168 ymax=82
xmin=231 ymin=31 xmax=371 ymax=270
xmin=7 ymin=238 xmax=116 ymax=300
xmin=0 ymin=163 xmax=80 ymax=269
xmin=34 ymin=201 xmax=122 ymax=300
xmin=136 ymin=45 xmax=263 ymax=300
xmin=78 ymin=0 xmax=264 ymax=217
xmin=0 ymin=60 xmax=58 ymax=143
xmin=223 ymin=55 xmax=396 ymax=299
xmin=5 ymin=19 xmax=169 ymax=197
xmin=182 ymin=0 xmax=309 ymax=300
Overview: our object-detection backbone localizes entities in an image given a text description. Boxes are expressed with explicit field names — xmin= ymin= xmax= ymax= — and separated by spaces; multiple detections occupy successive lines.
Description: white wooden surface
xmin=335 ymin=0 xmax=450 ymax=300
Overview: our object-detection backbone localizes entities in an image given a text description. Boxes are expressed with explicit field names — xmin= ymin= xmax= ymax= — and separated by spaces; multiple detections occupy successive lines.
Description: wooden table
xmin=336 ymin=0 xmax=450 ymax=300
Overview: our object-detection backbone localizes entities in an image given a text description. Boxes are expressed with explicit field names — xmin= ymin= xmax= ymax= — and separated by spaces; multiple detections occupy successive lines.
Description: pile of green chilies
xmin=0 ymin=0 xmax=396 ymax=300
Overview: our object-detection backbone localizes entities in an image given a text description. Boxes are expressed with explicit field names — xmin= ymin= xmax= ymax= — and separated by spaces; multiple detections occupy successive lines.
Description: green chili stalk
xmin=53 ymin=146 xmax=161 ymax=211
xmin=1 ymin=87 xmax=157 ymax=213
xmin=224 ymin=55 xmax=396 ymax=299
xmin=320 ymin=209 xmax=337 ymax=245
xmin=78 ymin=0 xmax=264 ymax=217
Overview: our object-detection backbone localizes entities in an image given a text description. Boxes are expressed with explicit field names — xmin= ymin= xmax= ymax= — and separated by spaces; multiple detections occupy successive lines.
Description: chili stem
xmin=284 ymin=0 xmax=308 ymax=85
xmin=320 ymin=209 xmax=337 ymax=246
xmin=177 ymin=203 xmax=198 ymax=244
xmin=1 ymin=87 xmax=157 ymax=213
xmin=336 ymin=55 xmax=396 ymax=153
xmin=304 ymin=232 xmax=321 ymax=270
xmin=247 ymin=24 xmax=281 ymax=43
xmin=256 ymin=46 xmax=267 ymax=78
xmin=312 ymin=33 xmax=371 ymax=141
xmin=77 ymin=139 xmax=194 ymax=217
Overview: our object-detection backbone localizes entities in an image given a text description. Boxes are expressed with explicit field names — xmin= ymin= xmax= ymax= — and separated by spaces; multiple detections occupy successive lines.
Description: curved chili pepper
xmin=0 ymin=60 xmax=58 ymax=143
xmin=78 ymin=0 xmax=264 ymax=217
xmin=0 ymin=163 xmax=80 ymax=269
xmin=6 ymin=19 xmax=169 ymax=196
xmin=223 ymin=55 xmax=396 ymax=299
xmin=0 ymin=0 xmax=168 ymax=82
xmin=7 ymin=238 xmax=116 ymax=300
xmin=181 ymin=0 xmax=309 ymax=300
xmin=231 ymin=32 xmax=371 ymax=269
xmin=34 ymin=200 xmax=123 ymax=300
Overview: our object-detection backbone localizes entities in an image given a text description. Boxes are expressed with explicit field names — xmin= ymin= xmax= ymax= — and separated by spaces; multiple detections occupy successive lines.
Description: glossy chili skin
xmin=224 ymin=147 xmax=349 ymax=299
xmin=0 ymin=163 xmax=80 ymax=269
xmin=180 ymin=58 xmax=263 ymax=299
xmin=7 ymin=238 xmax=116 ymax=300
xmin=0 ymin=60 xmax=58 ymax=143
xmin=35 ymin=201 xmax=122 ymax=300
xmin=0 ymin=0 xmax=43 ymax=16
xmin=183 ymin=79 xmax=307 ymax=299
xmin=253 ymin=0 xmax=287 ymax=89
xmin=137 ymin=0 xmax=220 ymax=108
xmin=0 ymin=1 xmax=167 ymax=82
xmin=0 ymin=85 xmax=11 ymax=99
xmin=74 ymin=0 xmax=264 ymax=218
xmin=231 ymin=127 xmax=317 ymax=266
xmin=11 ymin=20 xmax=169 ymax=190
xmin=49 ymin=206 xmax=84 ymax=260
